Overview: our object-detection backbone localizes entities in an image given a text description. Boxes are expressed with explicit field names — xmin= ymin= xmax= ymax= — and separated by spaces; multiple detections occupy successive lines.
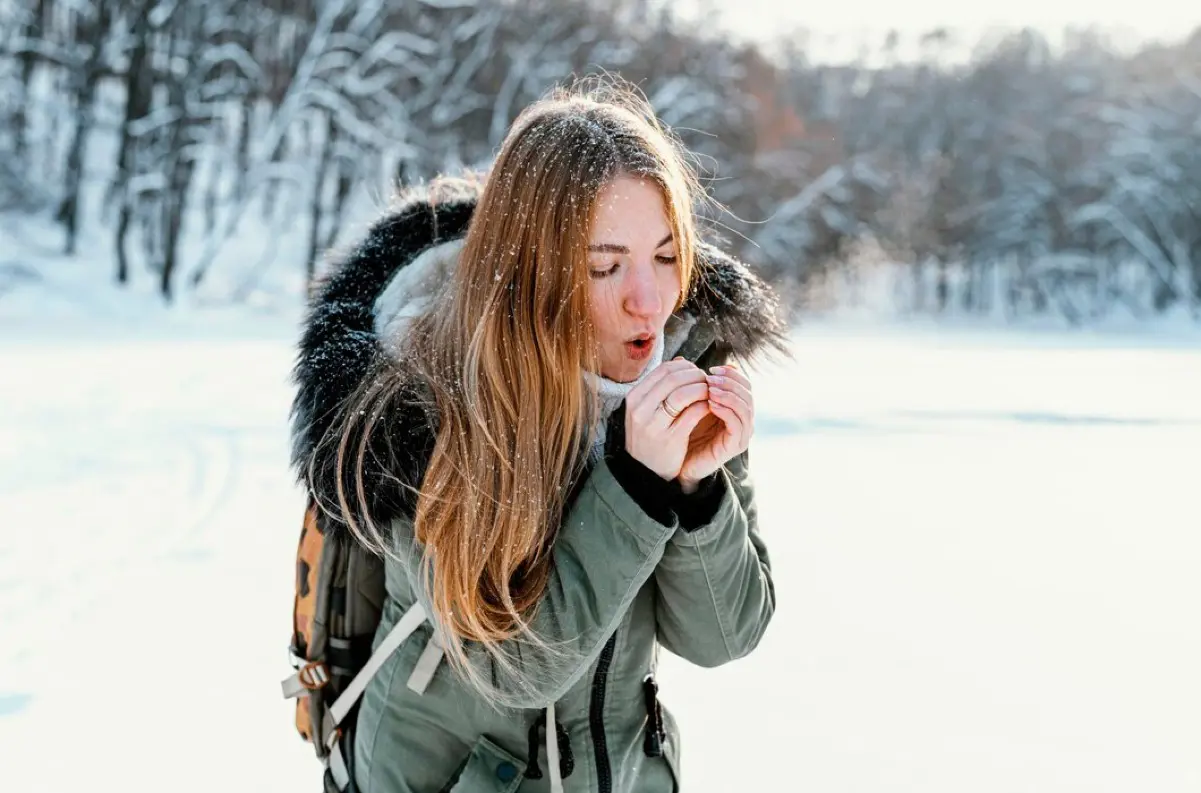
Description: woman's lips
xmin=624 ymin=336 xmax=655 ymax=361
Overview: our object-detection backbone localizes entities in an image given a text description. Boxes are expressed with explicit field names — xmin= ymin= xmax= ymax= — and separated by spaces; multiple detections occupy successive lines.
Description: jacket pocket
xmin=442 ymin=735 xmax=528 ymax=793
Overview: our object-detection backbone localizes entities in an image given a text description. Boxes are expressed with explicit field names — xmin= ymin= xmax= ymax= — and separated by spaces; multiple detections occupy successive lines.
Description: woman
xmin=292 ymin=81 xmax=787 ymax=793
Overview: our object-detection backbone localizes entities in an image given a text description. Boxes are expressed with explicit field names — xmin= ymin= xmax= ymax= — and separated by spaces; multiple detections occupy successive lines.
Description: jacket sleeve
xmin=393 ymin=458 xmax=676 ymax=709
xmin=653 ymin=450 xmax=776 ymax=667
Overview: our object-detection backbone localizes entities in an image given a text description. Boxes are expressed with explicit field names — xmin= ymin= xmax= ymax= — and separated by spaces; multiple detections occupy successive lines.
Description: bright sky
xmin=672 ymin=0 xmax=1200 ymax=62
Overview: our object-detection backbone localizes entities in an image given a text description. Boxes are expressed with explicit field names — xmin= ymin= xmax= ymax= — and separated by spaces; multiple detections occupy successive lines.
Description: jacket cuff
xmin=673 ymin=472 xmax=726 ymax=532
xmin=605 ymin=448 xmax=679 ymax=527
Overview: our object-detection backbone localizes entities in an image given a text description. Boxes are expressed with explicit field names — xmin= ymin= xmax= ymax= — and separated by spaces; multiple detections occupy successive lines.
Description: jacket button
xmin=496 ymin=762 xmax=518 ymax=782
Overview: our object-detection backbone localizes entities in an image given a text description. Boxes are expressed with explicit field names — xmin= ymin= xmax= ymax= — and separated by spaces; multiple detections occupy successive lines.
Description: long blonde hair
xmin=333 ymin=79 xmax=703 ymax=697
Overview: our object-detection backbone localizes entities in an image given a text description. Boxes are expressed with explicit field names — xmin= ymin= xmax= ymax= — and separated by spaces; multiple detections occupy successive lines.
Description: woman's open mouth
xmin=624 ymin=334 xmax=655 ymax=361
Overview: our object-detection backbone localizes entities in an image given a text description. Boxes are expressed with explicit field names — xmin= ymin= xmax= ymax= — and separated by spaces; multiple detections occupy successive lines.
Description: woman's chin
xmin=608 ymin=359 xmax=653 ymax=383
xmin=597 ymin=368 xmax=632 ymax=384
xmin=595 ymin=338 xmax=663 ymax=383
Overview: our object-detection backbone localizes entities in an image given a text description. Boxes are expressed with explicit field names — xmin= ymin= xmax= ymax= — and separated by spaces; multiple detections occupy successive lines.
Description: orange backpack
xmin=282 ymin=499 xmax=386 ymax=792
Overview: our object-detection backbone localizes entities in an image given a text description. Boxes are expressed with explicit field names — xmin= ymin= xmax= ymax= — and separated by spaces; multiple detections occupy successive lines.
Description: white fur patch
xmin=372 ymin=238 xmax=465 ymax=359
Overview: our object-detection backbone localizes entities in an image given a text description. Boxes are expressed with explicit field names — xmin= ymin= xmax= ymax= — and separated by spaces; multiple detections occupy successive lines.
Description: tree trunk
xmin=162 ymin=170 xmax=192 ymax=302
xmin=235 ymin=97 xmax=253 ymax=203
xmin=110 ymin=4 xmax=153 ymax=284
xmin=160 ymin=15 xmax=195 ymax=301
xmin=912 ymin=259 xmax=929 ymax=313
xmin=323 ymin=165 xmax=353 ymax=255
xmin=161 ymin=131 xmax=198 ymax=302
xmin=58 ymin=0 xmax=110 ymax=255
xmin=141 ymin=198 xmax=159 ymax=274
xmin=961 ymin=260 xmax=977 ymax=313
xmin=261 ymin=135 xmax=284 ymax=220
xmin=116 ymin=200 xmax=132 ymax=285
xmin=304 ymin=111 xmax=335 ymax=286
xmin=979 ymin=260 xmax=993 ymax=315
xmin=935 ymin=258 xmax=950 ymax=313
xmin=203 ymin=112 xmax=226 ymax=235
xmin=14 ymin=0 xmax=49 ymax=162
xmin=1192 ymin=254 xmax=1201 ymax=315
xmin=1005 ymin=257 xmax=1023 ymax=318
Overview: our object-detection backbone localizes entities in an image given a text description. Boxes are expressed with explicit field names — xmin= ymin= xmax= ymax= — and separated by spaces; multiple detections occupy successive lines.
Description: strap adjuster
xmin=282 ymin=661 xmax=331 ymax=699
xmin=298 ymin=661 xmax=330 ymax=690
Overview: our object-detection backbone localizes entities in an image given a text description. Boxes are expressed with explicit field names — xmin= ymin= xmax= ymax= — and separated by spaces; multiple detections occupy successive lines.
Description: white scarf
xmin=582 ymin=335 xmax=666 ymax=463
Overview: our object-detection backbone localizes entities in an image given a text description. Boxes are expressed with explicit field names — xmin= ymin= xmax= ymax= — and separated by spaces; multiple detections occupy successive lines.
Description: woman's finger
xmin=709 ymin=364 xmax=752 ymax=393
xmin=706 ymin=406 xmax=744 ymax=454
xmin=626 ymin=358 xmax=686 ymax=406
xmin=627 ymin=358 xmax=694 ymax=407
xmin=708 ymin=373 xmax=752 ymax=407
xmin=670 ymin=400 xmax=710 ymax=437
xmin=659 ymin=382 xmax=709 ymax=422
xmin=636 ymin=364 xmax=706 ymax=420
xmin=710 ymin=365 xmax=749 ymax=396
xmin=706 ymin=394 xmax=744 ymax=442
xmin=709 ymin=382 xmax=752 ymax=422
xmin=706 ymin=403 xmax=744 ymax=451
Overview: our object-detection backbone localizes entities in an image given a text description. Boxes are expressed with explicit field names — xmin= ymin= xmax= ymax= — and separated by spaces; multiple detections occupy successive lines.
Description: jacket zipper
xmin=590 ymin=633 xmax=617 ymax=793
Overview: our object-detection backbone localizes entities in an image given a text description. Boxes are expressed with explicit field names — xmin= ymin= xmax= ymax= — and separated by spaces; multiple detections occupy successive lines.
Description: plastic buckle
xmin=298 ymin=661 xmax=330 ymax=691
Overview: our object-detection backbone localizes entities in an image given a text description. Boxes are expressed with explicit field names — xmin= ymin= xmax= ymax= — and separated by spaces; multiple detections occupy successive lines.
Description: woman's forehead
xmin=589 ymin=176 xmax=672 ymax=246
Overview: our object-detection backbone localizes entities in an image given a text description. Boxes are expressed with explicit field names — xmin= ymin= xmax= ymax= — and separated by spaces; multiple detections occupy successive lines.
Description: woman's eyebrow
xmin=587 ymin=233 xmax=674 ymax=254
xmin=588 ymin=242 xmax=629 ymax=253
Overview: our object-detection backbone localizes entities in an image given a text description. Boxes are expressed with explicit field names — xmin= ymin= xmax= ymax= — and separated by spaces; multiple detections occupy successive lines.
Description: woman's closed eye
xmin=590 ymin=262 xmax=620 ymax=279
xmin=589 ymin=255 xmax=677 ymax=279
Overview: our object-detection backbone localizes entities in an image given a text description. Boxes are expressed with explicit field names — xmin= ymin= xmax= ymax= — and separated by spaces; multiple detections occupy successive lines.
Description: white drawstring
xmin=546 ymin=703 xmax=564 ymax=793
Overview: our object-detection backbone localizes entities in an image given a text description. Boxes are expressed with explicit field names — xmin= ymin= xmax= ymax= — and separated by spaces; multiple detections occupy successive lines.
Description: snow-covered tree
xmin=2 ymin=0 xmax=1200 ymax=321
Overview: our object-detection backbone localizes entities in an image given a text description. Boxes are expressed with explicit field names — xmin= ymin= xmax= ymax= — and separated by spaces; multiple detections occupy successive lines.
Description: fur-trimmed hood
xmin=289 ymin=181 xmax=788 ymax=530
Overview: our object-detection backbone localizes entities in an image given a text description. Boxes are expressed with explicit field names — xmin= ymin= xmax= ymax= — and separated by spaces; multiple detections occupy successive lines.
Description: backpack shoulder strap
xmin=281 ymin=500 xmax=445 ymax=791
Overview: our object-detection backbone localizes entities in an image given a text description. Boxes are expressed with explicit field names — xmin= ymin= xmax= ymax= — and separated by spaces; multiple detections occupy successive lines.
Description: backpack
xmin=280 ymin=498 xmax=440 ymax=792
xmin=281 ymin=494 xmax=584 ymax=793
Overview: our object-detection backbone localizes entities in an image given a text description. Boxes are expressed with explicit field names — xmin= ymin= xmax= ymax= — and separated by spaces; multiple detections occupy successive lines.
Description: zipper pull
xmin=642 ymin=675 xmax=664 ymax=757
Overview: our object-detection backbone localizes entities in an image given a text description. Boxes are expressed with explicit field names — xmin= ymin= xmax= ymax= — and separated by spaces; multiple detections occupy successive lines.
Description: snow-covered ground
xmin=2 ymin=300 xmax=1198 ymax=792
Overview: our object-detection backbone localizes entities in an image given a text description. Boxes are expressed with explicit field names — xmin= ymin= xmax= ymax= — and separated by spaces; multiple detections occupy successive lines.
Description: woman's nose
xmin=623 ymin=263 xmax=663 ymax=318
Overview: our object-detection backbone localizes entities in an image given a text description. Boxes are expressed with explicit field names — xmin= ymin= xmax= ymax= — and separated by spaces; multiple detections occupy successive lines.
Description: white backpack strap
xmin=326 ymin=730 xmax=352 ymax=791
xmin=546 ymin=703 xmax=564 ymax=793
xmin=328 ymin=601 xmax=428 ymax=726
xmin=406 ymin=634 xmax=444 ymax=694
xmin=318 ymin=602 xmax=429 ymax=792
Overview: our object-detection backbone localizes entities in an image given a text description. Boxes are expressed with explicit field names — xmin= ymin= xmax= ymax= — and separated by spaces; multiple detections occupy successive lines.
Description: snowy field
xmin=1 ymin=307 xmax=1199 ymax=792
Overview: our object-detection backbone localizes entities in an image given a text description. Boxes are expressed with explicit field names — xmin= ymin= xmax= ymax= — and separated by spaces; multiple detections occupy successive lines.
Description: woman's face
xmin=586 ymin=175 xmax=681 ymax=382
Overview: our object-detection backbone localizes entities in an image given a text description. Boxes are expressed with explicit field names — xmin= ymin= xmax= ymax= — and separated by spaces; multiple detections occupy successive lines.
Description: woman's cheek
xmin=661 ymin=273 xmax=682 ymax=314
xmin=586 ymin=280 xmax=617 ymax=331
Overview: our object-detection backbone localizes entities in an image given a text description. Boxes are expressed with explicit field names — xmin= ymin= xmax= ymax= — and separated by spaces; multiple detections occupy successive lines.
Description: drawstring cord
xmin=523 ymin=708 xmax=574 ymax=782
xmin=524 ymin=715 xmax=543 ymax=779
